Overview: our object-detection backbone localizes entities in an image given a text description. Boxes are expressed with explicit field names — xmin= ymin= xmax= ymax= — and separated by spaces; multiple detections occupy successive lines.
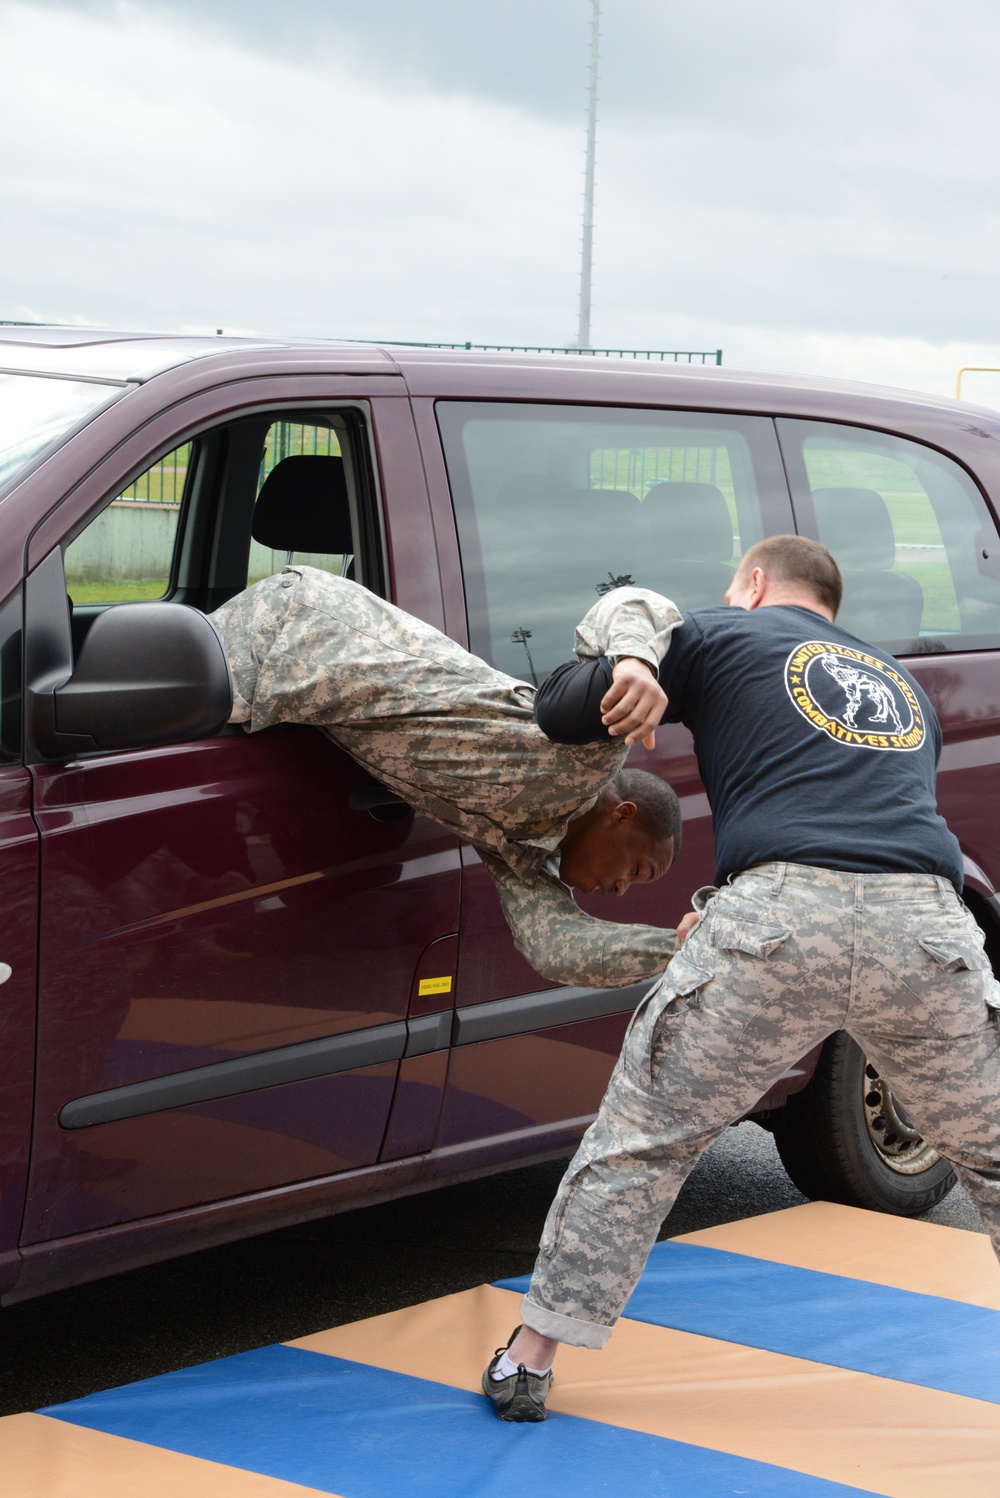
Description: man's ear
xmin=610 ymin=800 xmax=638 ymax=824
xmin=747 ymin=566 xmax=767 ymax=609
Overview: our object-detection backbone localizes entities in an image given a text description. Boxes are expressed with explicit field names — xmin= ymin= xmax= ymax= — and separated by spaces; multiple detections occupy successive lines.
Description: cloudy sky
xmin=3 ymin=0 xmax=1000 ymax=399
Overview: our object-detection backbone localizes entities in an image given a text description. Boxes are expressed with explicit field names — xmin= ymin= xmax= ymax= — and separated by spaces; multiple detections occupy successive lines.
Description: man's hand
xmin=600 ymin=658 xmax=668 ymax=749
xmin=677 ymin=911 xmax=699 ymax=943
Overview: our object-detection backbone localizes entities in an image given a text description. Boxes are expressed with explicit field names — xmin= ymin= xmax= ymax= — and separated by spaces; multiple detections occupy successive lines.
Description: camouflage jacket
xmin=210 ymin=568 xmax=682 ymax=987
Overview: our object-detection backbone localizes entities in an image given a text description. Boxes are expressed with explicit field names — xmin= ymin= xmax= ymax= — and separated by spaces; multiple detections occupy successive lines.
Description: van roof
xmin=0 ymin=325 xmax=993 ymax=429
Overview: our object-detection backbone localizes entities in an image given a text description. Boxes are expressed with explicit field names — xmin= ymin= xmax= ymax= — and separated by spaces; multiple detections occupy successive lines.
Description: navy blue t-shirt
xmin=659 ymin=604 xmax=962 ymax=889
xmin=535 ymin=603 xmax=963 ymax=890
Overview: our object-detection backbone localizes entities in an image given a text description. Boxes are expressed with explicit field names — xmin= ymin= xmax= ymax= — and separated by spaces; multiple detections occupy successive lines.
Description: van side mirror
xmin=25 ymin=546 xmax=233 ymax=760
xmin=50 ymin=603 xmax=233 ymax=752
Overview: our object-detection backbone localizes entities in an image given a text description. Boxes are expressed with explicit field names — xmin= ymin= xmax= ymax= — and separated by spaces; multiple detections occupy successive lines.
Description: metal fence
xmin=118 ymin=424 xmax=341 ymax=506
xmin=593 ymin=444 xmax=728 ymax=493
xmin=257 ymin=423 xmax=340 ymax=488
xmin=119 ymin=443 xmax=192 ymax=505
xmin=351 ymin=339 xmax=722 ymax=364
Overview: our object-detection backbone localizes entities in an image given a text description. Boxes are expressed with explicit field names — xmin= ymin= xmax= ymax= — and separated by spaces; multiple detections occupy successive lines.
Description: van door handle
xmin=348 ymin=785 xmax=412 ymax=822
xmin=348 ymin=785 xmax=407 ymax=811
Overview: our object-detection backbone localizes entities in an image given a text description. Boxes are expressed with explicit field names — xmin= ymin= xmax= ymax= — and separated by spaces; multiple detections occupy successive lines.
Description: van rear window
xmin=779 ymin=418 xmax=1000 ymax=655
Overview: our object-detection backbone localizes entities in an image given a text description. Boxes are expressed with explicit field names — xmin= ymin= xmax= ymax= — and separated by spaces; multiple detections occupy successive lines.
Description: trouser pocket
xmin=916 ymin=926 xmax=1000 ymax=1039
xmin=624 ymin=949 xmax=713 ymax=1090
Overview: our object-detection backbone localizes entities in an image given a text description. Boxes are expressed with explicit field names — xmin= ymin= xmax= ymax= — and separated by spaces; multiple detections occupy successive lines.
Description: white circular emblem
xmin=784 ymin=641 xmax=925 ymax=751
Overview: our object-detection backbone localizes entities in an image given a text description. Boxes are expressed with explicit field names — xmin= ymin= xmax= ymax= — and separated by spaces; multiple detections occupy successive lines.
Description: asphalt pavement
xmin=0 ymin=1120 xmax=984 ymax=1417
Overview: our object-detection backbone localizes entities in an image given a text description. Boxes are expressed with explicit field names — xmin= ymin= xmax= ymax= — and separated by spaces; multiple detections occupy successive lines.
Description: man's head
xmin=725 ymin=535 xmax=842 ymax=619
xmin=557 ymin=768 xmax=681 ymax=897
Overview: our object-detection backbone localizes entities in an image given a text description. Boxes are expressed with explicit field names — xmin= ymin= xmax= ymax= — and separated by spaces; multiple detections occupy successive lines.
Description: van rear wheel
xmin=770 ymin=1031 xmax=957 ymax=1216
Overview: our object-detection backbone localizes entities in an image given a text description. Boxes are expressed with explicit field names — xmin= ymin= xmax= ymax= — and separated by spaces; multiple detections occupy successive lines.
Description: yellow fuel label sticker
xmin=418 ymin=976 xmax=453 ymax=996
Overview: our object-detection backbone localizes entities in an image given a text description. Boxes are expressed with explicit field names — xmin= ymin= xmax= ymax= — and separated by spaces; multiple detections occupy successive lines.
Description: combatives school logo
xmin=784 ymin=641 xmax=925 ymax=751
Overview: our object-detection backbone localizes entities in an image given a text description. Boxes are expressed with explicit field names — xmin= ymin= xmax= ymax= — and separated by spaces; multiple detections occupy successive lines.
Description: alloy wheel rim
xmin=862 ymin=1061 xmax=941 ymax=1175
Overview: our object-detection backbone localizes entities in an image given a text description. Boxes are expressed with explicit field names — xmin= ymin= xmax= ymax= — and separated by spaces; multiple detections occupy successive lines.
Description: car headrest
xmin=642 ymin=482 xmax=734 ymax=562
xmin=251 ymin=455 xmax=353 ymax=555
xmin=810 ymin=487 xmax=896 ymax=571
xmin=492 ymin=475 xmax=577 ymax=509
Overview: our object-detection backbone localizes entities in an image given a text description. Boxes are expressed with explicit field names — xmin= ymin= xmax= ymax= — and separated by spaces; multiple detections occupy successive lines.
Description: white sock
xmin=491 ymin=1349 xmax=551 ymax=1380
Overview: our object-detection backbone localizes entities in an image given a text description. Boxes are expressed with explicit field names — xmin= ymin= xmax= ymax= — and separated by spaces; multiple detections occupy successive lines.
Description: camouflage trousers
xmin=522 ymin=863 xmax=1000 ymax=1348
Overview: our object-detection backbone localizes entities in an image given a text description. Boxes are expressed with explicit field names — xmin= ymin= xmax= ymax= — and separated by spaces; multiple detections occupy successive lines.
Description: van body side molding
xmin=58 ymin=982 xmax=650 ymax=1130
xmin=59 ymin=1020 xmax=410 ymax=1130
xmin=451 ymin=980 xmax=649 ymax=1048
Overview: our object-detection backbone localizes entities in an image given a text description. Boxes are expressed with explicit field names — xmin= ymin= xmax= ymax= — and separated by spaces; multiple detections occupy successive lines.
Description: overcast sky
xmin=3 ymin=0 xmax=1000 ymax=399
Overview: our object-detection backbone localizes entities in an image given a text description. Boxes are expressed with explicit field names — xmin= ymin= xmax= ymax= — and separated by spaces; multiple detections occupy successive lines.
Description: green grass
xmin=67 ymin=579 xmax=169 ymax=604
xmin=804 ymin=447 xmax=945 ymax=546
xmin=900 ymin=561 xmax=961 ymax=631
xmin=880 ymin=495 xmax=944 ymax=546
xmin=804 ymin=448 xmax=960 ymax=625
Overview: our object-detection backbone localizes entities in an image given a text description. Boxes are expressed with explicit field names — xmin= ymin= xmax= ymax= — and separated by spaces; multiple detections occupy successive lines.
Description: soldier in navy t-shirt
xmin=482 ymin=535 xmax=1000 ymax=1424
xmin=536 ymin=586 xmax=962 ymax=893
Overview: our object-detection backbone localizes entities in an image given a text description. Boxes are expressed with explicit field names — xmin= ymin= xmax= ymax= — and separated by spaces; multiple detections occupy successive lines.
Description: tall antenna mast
xmin=577 ymin=0 xmax=600 ymax=349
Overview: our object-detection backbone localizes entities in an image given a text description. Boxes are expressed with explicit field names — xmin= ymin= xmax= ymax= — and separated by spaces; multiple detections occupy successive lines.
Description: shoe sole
xmin=495 ymin=1394 xmax=547 ymax=1422
xmin=481 ymin=1372 xmax=548 ymax=1422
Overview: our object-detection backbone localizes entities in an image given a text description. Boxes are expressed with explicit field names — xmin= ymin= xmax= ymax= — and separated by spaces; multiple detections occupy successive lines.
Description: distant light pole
xmin=511 ymin=626 xmax=538 ymax=686
xmin=577 ymin=0 xmax=601 ymax=350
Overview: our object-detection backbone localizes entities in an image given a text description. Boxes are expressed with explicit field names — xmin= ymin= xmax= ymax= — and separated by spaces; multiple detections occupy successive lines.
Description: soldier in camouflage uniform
xmin=209 ymin=565 xmax=683 ymax=990
xmin=485 ymin=535 xmax=1000 ymax=1423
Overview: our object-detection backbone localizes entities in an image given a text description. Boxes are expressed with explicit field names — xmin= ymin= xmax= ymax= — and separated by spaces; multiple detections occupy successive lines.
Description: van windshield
xmin=0 ymin=371 xmax=125 ymax=494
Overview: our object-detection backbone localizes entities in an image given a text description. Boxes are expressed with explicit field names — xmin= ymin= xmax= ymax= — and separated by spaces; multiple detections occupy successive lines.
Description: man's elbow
xmin=511 ymin=929 xmax=654 ymax=989
xmin=507 ymin=921 xmax=603 ymax=985
xmin=512 ymin=932 xmax=584 ymax=985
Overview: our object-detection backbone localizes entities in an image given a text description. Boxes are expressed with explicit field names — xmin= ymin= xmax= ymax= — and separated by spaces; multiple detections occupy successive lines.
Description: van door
xmin=429 ymin=400 xmax=794 ymax=1151
xmin=20 ymin=385 xmax=462 ymax=1245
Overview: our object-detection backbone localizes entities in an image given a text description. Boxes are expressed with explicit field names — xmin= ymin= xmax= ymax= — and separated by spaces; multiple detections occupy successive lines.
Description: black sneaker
xmin=481 ymin=1326 xmax=553 ymax=1422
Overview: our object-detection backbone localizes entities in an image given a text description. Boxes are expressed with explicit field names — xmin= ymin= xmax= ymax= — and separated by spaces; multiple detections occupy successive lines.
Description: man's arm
xmin=573 ymin=586 xmax=682 ymax=671
xmin=570 ymin=587 xmax=681 ymax=747
xmin=538 ymin=591 xmax=698 ymax=748
xmin=483 ymin=852 xmax=678 ymax=988
xmin=534 ymin=657 xmax=613 ymax=745
xmin=535 ymin=656 xmax=661 ymax=748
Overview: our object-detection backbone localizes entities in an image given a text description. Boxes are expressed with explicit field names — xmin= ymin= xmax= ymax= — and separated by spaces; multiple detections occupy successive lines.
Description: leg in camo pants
xmin=522 ymin=862 xmax=1000 ymax=1348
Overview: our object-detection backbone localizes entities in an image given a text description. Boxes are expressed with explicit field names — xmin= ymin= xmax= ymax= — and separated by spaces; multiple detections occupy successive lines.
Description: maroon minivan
xmin=3 ymin=327 xmax=1000 ymax=1304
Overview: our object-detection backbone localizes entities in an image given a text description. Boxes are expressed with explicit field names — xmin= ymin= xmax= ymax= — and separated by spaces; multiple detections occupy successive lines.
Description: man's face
xmin=558 ymin=817 xmax=674 ymax=898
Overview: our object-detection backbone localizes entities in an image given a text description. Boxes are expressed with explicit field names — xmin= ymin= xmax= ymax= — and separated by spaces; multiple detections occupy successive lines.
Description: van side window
xmin=248 ymin=420 xmax=355 ymax=585
xmin=779 ymin=420 xmax=1000 ymax=652
xmin=65 ymin=443 xmax=192 ymax=604
xmin=438 ymin=401 xmax=790 ymax=682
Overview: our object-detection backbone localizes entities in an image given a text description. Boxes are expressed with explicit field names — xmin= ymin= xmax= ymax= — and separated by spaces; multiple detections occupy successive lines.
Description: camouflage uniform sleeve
xmin=482 ymin=852 xmax=678 ymax=989
xmin=573 ymin=587 xmax=683 ymax=674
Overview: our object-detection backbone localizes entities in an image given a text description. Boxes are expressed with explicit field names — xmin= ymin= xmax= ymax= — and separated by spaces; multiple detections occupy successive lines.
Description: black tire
xmin=771 ymin=1031 xmax=957 ymax=1216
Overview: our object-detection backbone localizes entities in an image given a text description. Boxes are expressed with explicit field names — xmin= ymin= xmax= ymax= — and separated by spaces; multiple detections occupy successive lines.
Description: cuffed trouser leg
xmin=522 ymin=1063 xmax=734 ymax=1348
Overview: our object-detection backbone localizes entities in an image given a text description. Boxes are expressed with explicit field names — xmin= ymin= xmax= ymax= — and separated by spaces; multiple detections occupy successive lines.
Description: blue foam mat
xmin=497 ymin=1239 xmax=1000 ymax=1403
xmin=43 ymin=1342 xmax=881 ymax=1497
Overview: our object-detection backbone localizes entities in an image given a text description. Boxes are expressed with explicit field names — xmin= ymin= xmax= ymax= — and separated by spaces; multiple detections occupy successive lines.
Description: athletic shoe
xmin=481 ymin=1326 xmax=553 ymax=1422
